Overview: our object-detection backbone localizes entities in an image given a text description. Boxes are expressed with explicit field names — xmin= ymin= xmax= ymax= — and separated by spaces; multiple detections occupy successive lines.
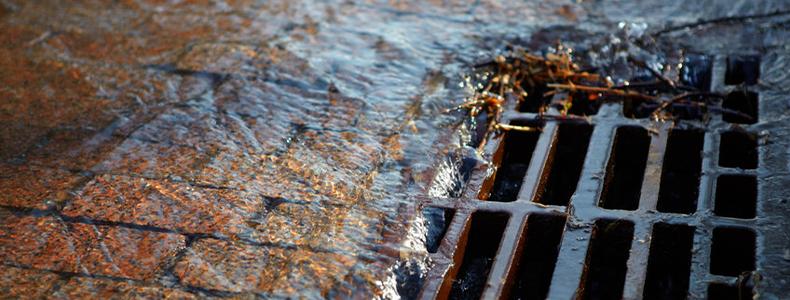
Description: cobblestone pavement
xmin=0 ymin=1 xmax=513 ymax=297
xmin=1 ymin=0 xmax=788 ymax=299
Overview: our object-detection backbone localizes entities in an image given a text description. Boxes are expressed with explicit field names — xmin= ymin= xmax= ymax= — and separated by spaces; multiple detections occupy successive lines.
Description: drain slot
xmin=448 ymin=211 xmax=509 ymax=299
xmin=517 ymin=85 xmax=551 ymax=113
xmin=599 ymin=126 xmax=650 ymax=210
xmin=710 ymin=227 xmax=755 ymax=276
xmin=681 ymin=54 xmax=713 ymax=91
xmin=488 ymin=121 xmax=544 ymax=202
xmin=622 ymin=97 xmax=650 ymax=119
xmin=424 ymin=207 xmax=455 ymax=253
xmin=657 ymin=129 xmax=704 ymax=214
xmin=580 ymin=219 xmax=634 ymax=300
xmin=535 ymin=124 xmax=593 ymax=206
xmin=643 ymin=223 xmax=695 ymax=299
xmin=719 ymin=131 xmax=758 ymax=169
xmin=714 ymin=175 xmax=757 ymax=219
xmin=724 ymin=56 xmax=760 ymax=86
xmin=565 ymin=92 xmax=601 ymax=116
xmin=508 ymin=214 xmax=566 ymax=300
xmin=707 ymin=283 xmax=753 ymax=300
xmin=469 ymin=113 xmax=491 ymax=148
xmin=722 ymin=91 xmax=758 ymax=124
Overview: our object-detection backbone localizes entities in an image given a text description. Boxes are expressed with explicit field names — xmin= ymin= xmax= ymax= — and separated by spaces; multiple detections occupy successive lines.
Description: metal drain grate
xmin=418 ymin=54 xmax=773 ymax=299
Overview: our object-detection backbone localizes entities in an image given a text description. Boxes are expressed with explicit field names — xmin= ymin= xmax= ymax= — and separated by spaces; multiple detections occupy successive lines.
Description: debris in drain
xmin=448 ymin=41 xmax=758 ymax=145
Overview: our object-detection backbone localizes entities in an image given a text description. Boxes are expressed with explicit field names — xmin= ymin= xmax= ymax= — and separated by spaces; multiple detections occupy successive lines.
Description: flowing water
xmin=0 ymin=0 xmax=788 ymax=298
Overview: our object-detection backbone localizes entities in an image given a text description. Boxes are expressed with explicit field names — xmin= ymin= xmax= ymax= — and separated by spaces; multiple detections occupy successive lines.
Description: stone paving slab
xmin=0 ymin=211 xmax=89 ymax=272
xmin=173 ymin=238 xmax=289 ymax=294
xmin=50 ymin=277 xmax=199 ymax=300
xmin=0 ymin=210 xmax=185 ymax=280
xmin=0 ymin=164 xmax=87 ymax=209
xmin=0 ymin=265 xmax=62 ymax=299
xmin=63 ymin=175 xmax=259 ymax=237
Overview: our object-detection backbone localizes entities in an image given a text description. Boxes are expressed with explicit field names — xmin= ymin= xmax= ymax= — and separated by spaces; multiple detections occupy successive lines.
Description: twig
xmin=495 ymin=123 xmax=542 ymax=132
xmin=628 ymin=56 xmax=678 ymax=88
xmin=547 ymin=83 xmax=657 ymax=101
xmin=652 ymin=10 xmax=790 ymax=37
xmin=650 ymin=91 xmax=724 ymax=117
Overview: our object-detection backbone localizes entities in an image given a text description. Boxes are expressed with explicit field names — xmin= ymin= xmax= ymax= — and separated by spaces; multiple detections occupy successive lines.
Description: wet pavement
xmin=1 ymin=0 xmax=789 ymax=299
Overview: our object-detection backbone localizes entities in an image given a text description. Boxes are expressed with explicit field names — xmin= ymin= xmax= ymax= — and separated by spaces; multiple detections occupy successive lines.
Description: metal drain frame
xmin=417 ymin=54 xmax=774 ymax=299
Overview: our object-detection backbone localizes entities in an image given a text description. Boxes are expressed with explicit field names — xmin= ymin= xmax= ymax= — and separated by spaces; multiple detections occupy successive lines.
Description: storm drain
xmin=418 ymin=55 xmax=765 ymax=299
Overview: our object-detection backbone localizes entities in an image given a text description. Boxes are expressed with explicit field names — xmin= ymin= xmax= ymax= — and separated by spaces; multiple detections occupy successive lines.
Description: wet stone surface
xmin=0 ymin=0 xmax=789 ymax=299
